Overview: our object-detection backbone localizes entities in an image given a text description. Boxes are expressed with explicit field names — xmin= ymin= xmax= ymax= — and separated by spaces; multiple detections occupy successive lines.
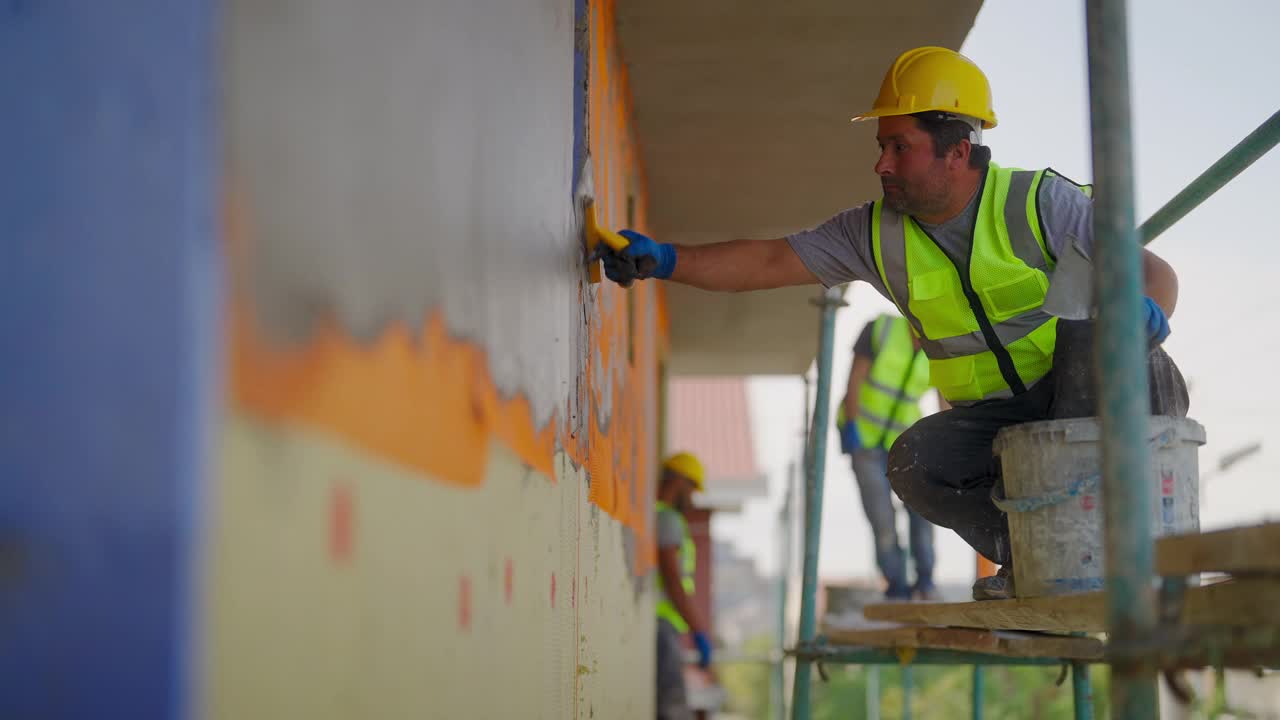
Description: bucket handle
xmin=992 ymin=430 xmax=1176 ymax=513
xmin=992 ymin=472 xmax=1100 ymax=513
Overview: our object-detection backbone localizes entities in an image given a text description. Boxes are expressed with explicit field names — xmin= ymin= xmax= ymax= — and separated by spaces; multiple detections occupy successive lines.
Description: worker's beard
xmin=882 ymin=172 xmax=951 ymax=219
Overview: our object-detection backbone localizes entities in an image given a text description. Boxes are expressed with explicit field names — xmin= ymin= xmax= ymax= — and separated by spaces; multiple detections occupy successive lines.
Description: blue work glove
xmin=692 ymin=631 xmax=713 ymax=669
xmin=599 ymin=229 xmax=677 ymax=287
xmin=838 ymin=421 xmax=863 ymax=455
xmin=1143 ymin=296 xmax=1171 ymax=345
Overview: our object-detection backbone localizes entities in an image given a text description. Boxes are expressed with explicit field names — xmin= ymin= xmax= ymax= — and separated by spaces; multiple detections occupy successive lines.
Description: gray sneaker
xmin=971 ymin=566 xmax=1015 ymax=601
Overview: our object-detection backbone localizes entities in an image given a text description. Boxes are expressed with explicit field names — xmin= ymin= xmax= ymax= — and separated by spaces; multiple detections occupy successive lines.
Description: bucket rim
xmin=993 ymin=416 xmax=1206 ymax=455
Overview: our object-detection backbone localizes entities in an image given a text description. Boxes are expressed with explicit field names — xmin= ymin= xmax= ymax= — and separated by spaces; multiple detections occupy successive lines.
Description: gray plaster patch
xmin=228 ymin=0 xmax=586 ymax=427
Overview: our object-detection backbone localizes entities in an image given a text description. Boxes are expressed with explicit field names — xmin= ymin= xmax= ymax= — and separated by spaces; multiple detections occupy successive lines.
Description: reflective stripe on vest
xmin=853 ymin=315 xmax=930 ymax=449
xmin=655 ymin=501 xmax=696 ymax=632
xmin=870 ymin=165 xmax=1085 ymax=404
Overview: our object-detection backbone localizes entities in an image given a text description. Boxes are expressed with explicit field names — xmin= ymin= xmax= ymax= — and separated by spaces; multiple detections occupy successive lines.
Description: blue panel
xmin=572 ymin=0 xmax=589 ymax=195
xmin=0 ymin=2 xmax=218 ymax=718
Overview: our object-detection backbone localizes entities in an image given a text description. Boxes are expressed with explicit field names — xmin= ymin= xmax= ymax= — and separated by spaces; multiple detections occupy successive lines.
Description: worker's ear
xmin=949 ymin=139 xmax=971 ymax=170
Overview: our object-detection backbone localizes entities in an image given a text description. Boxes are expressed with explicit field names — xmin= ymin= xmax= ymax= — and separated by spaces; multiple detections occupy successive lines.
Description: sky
xmin=714 ymin=0 xmax=1280 ymax=585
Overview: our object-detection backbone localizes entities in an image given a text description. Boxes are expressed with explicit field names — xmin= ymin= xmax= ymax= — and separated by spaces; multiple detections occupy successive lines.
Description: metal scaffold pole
xmin=774 ymin=462 xmax=796 ymax=720
xmin=1138 ymin=110 xmax=1280 ymax=246
xmin=790 ymin=286 xmax=844 ymax=719
xmin=1072 ymin=662 xmax=1095 ymax=720
xmin=1084 ymin=0 xmax=1160 ymax=715
xmin=972 ymin=665 xmax=984 ymax=720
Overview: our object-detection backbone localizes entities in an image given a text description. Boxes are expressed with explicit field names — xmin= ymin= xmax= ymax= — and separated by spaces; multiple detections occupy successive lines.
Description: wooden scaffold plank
xmin=822 ymin=624 xmax=1104 ymax=660
xmin=863 ymin=577 xmax=1280 ymax=633
xmin=1156 ymin=522 xmax=1280 ymax=576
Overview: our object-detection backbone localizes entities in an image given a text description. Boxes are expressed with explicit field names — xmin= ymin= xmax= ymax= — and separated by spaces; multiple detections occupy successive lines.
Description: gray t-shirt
xmin=786 ymin=173 xmax=1094 ymax=296
xmin=656 ymin=507 xmax=686 ymax=606
xmin=657 ymin=507 xmax=685 ymax=550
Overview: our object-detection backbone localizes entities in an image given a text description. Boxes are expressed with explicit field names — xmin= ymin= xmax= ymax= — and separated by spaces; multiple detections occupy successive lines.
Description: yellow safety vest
xmin=655 ymin=501 xmax=696 ymax=633
xmin=870 ymin=164 xmax=1091 ymax=404
xmin=837 ymin=315 xmax=930 ymax=450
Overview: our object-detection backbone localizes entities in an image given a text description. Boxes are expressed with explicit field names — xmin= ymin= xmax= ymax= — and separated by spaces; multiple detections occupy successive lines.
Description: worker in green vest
xmin=837 ymin=313 xmax=938 ymax=601
xmin=655 ymin=452 xmax=711 ymax=720
xmin=596 ymin=46 xmax=1189 ymax=601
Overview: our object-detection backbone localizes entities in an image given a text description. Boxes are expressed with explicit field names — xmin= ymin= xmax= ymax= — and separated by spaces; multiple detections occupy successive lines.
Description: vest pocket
xmin=927 ymin=355 xmax=978 ymax=403
xmin=1009 ymin=317 xmax=1059 ymax=388
xmin=908 ymin=269 xmax=972 ymax=339
xmin=979 ymin=268 xmax=1049 ymax=322
xmin=1027 ymin=317 xmax=1058 ymax=354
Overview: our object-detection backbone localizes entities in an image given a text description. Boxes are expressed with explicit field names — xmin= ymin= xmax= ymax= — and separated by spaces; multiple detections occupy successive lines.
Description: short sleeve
xmin=852 ymin=321 xmax=875 ymax=358
xmin=656 ymin=510 xmax=684 ymax=550
xmin=786 ymin=203 xmax=892 ymax=299
xmin=1038 ymin=173 xmax=1094 ymax=261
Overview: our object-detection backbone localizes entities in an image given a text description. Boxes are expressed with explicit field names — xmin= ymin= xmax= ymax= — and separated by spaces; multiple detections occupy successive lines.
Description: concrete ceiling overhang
xmin=617 ymin=1 xmax=983 ymax=374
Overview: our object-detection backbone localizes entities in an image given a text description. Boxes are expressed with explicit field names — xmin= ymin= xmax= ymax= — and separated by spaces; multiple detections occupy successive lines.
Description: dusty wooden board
xmin=863 ymin=577 xmax=1280 ymax=633
xmin=822 ymin=624 xmax=1103 ymax=660
xmin=1158 ymin=625 xmax=1280 ymax=670
xmin=1156 ymin=523 xmax=1280 ymax=576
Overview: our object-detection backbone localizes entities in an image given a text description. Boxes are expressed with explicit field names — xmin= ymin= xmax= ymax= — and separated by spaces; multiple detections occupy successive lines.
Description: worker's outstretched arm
xmin=671 ymin=238 xmax=820 ymax=292
xmin=657 ymin=546 xmax=707 ymax=634
xmin=600 ymin=230 xmax=819 ymax=292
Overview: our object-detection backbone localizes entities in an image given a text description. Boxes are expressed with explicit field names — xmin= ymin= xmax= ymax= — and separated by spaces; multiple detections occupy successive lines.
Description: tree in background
xmin=813 ymin=665 xmax=1111 ymax=719
xmin=719 ymin=634 xmax=776 ymax=718
xmin=721 ymin=639 xmax=1112 ymax=720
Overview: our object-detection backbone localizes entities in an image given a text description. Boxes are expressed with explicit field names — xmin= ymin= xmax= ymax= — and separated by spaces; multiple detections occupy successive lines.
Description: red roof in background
xmin=666 ymin=377 xmax=761 ymax=485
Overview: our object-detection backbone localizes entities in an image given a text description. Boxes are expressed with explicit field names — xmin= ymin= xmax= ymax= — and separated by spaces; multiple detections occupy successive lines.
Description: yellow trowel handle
xmin=584 ymin=200 xmax=630 ymax=284
xmin=584 ymin=200 xmax=630 ymax=253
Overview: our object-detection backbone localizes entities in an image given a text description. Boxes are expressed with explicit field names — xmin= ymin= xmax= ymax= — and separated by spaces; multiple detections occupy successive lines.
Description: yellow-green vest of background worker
xmin=654 ymin=452 xmax=713 ymax=720
xmin=836 ymin=314 xmax=939 ymax=601
xmin=593 ymin=46 xmax=1188 ymax=602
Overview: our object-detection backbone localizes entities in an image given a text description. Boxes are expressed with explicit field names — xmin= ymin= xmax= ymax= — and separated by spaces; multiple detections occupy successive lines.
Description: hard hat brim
xmin=852 ymin=107 xmax=997 ymax=130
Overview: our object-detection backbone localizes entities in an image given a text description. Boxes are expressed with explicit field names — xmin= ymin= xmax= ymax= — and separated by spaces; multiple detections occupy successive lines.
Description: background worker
xmin=837 ymin=313 xmax=938 ymax=601
xmin=599 ymin=47 xmax=1188 ymax=601
xmin=655 ymin=452 xmax=713 ymax=720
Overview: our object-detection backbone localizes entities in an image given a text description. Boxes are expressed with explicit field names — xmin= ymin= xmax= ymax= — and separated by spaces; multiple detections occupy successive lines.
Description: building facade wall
xmin=207 ymin=1 xmax=661 ymax=717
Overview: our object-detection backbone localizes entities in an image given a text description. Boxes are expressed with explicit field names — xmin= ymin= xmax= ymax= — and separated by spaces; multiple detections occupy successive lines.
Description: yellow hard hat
xmin=854 ymin=46 xmax=997 ymax=129
xmin=662 ymin=452 xmax=705 ymax=492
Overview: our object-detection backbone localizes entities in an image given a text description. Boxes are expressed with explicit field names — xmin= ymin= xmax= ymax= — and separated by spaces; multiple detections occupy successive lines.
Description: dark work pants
xmin=656 ymin=618 xmax=691 ymax=720
xmin=886 ymin=320 xmax=1190 ymax=565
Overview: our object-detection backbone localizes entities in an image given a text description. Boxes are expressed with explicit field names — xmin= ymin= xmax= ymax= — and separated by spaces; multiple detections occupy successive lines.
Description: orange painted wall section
xmin=225 ymin=0 xmax=661 ymax=573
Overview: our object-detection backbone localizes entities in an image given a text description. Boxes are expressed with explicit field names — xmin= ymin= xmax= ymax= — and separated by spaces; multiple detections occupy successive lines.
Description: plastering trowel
xmin=1041 ymin=237 xmax=1095 ymax=320
xmin=574 ymin=158 xmax=632 ymax=284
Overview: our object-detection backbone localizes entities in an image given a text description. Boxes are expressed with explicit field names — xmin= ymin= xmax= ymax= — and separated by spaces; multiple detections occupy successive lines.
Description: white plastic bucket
xmin=992 ymin=416 xmax=1205 ymax=598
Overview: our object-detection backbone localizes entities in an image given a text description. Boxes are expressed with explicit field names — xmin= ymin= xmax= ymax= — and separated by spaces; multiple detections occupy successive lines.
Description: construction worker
xmin=837 ymin=313 xmax=938 ymax=601
xmin=655 ymin=452 xmax=712 ymax=720
xmin=599 ymin=47 xmax=1189 ymax=600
